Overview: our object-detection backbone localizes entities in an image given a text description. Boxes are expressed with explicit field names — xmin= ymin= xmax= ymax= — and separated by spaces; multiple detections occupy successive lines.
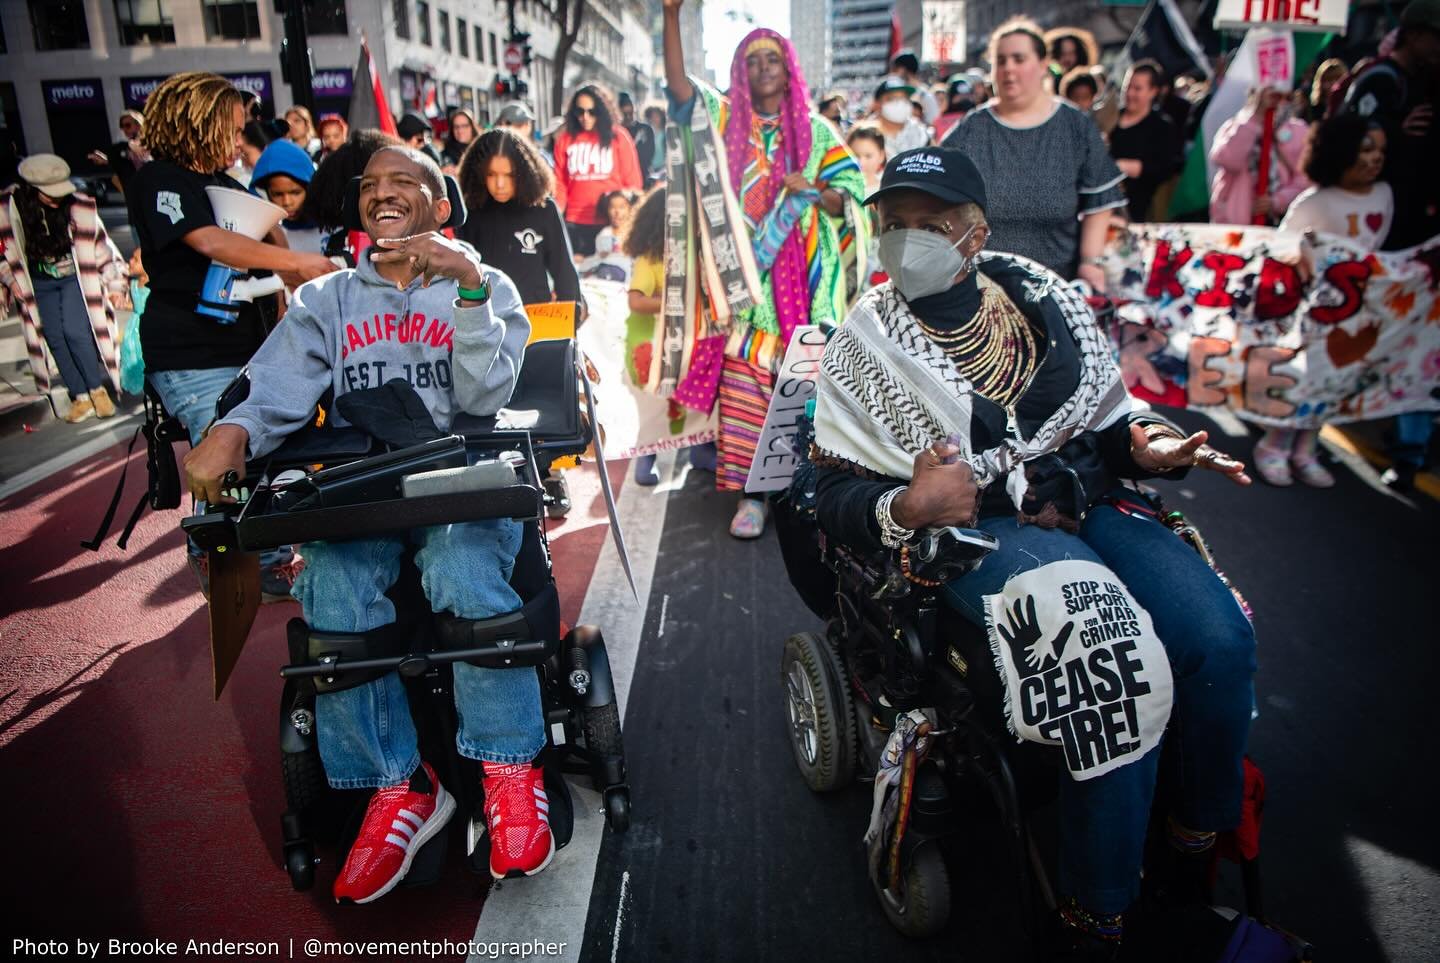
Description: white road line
xmin=610 ymin=870 xmax=631 ymax=963
xmin=470 ymin=449 xmax=675 ymax=962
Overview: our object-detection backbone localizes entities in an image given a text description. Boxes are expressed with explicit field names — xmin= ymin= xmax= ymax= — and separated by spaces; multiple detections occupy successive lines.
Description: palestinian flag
xmin=348 ymin=36 xmax=398 ymax=136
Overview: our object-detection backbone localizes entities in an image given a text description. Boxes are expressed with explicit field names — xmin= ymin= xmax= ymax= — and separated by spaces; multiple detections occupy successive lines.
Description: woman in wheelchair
xmin=811 ymin=148 xmax=1256 ymax=955
xmin=184 ymin=146 xmax=553 ymax=903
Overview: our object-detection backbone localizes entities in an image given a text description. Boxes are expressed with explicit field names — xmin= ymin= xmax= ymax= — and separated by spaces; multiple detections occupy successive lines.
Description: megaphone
xmin=199 ymin=186 xmax=286 ymax=323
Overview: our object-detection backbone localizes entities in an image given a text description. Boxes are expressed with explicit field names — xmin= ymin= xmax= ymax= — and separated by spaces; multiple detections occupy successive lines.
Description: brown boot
xmin=91 ymin=386 xmax=116 ymax=418
xmin=65 ymin=396 xmax=96 ymax=424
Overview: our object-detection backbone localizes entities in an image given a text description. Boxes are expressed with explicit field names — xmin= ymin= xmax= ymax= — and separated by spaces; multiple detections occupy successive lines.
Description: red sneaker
xmin=482 ymin=761 xmax=555 ymax=880
xmin=333 ymin=762 xmax=455 ymax=904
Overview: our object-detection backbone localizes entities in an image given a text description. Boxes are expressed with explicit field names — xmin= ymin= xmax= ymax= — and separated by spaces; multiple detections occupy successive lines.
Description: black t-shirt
xmin=1344 ymin=59 xmax=1439 ymax=249
xmin=1110 ymin=111 xmax=1182 ymax=222
xmin=457 ymin=197 xmax=582 ymax=306
xmin=127 ymin=159 xmax=267 ymax=372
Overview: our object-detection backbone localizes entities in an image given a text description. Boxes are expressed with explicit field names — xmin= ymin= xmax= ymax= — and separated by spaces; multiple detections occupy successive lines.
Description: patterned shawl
xmin=813 ymin=253 xmax=1135 ymax=508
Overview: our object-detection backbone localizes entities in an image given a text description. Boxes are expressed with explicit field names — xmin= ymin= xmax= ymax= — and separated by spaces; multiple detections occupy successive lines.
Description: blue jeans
xmin=943 ymin=497 xmax=1255 ymax=914
xmin=33 ymin=273 xmax=106 ymax=399
xmin=1390 ymin=411 xmax=1434 ymax=469
xmin=147 ymin=366 xmax=292 ymax=568
xmin=291 ymin=520 xmax=546 ymax=788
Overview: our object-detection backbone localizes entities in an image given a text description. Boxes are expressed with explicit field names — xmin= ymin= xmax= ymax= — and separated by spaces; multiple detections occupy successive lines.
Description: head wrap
xmin=726 ymin=27 xmax=814 ymax=341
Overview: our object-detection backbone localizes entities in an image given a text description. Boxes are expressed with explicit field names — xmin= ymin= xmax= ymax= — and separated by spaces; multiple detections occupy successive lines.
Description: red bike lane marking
xmin=0 ymin=440 xmax=618 ymax=945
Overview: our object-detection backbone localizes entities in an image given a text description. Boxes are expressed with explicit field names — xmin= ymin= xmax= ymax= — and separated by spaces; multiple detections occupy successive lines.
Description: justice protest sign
xmin=1099 ymin=223 xmax=1440 ymax=428
xmin=745 ymin=325 xmax=827 ymax=493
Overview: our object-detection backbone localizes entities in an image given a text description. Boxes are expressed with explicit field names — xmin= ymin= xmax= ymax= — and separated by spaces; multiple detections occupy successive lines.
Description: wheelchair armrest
xmin=261 ymin=424 xmax=378 ymax=469
xmin=906 ymin=527 xmax=999 ymax=583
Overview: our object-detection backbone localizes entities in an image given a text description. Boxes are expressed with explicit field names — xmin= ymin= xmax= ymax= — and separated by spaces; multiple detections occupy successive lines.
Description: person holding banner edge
xmin=811 ymin=147 xmax=1257 ymax=957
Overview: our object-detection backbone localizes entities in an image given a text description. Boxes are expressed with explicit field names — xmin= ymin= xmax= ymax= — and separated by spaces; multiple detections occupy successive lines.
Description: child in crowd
xmin=456 ymin=129 xmax=583 ymax=308
xmin=622 ymin=187 xmax=670 ymax=485
xmin=845 ymin=125 xmax=887 ymax=287
xmin=1256 ymin=113 xmax=1394 ymax=488
xmin=250 ymin=140 xmax=323 ymax=254
xmin=576 ymin=190 xmax=634 ymax=283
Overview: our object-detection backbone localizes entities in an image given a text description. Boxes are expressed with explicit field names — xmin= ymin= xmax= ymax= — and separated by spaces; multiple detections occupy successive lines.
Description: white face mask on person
xmin=878 ymin=225 xmax=979 ymax=301
xmin=880 ymin=99 xmax=913 ymax=124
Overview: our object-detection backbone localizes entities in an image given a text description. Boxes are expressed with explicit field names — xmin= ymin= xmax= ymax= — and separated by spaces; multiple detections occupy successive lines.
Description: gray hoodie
xmin=218 ymin=253 xmax=531 ymax=458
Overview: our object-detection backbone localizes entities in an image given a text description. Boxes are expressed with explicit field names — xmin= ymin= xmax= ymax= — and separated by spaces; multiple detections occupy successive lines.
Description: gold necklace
xmin=916 ymin=284 xmax=1040 ymax=407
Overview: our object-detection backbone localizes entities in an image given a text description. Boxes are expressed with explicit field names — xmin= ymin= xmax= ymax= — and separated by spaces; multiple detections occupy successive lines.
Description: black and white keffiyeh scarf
xmin=813 ymin=253 xmax=1135 ymax=508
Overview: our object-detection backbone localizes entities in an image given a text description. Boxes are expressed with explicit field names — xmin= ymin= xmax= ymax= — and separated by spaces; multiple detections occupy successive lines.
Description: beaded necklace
xmin=915 ymin=279 xmax=1040 ymax=408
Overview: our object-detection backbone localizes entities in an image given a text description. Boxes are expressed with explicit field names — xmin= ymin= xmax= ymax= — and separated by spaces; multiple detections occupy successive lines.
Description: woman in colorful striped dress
xmin=662 ymin=0 xmax=867 ymax=538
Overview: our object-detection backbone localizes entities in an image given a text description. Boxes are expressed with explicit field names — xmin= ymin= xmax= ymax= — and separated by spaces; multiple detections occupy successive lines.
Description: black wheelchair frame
xmin=184 ymin=339 xmax=631 ymax=892
xmin=777 ymin=511 xmax=1052 ymax=941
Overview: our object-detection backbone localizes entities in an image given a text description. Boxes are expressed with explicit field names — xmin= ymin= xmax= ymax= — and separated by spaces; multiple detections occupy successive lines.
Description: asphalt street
xmin=577 ymin=413 xmax=1440 ymax=962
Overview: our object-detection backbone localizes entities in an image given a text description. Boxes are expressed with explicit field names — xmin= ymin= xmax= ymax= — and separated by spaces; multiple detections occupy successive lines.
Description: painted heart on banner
xmin=1366 ymin=212 xmax=1385 ymax=234
xmin=1326 ymin=321 xmax=1380 ymax=367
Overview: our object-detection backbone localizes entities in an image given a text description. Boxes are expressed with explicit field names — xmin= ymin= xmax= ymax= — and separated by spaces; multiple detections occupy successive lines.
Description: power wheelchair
xmin=183 ymin=337 xmax=632 ymax=893
xmin=770 ymin=420 xmax=1302 ymax=956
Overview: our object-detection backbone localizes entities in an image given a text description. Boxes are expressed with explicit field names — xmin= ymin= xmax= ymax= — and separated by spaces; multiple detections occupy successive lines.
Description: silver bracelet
xmin=875 ymin=486 xmax=916 ymax=549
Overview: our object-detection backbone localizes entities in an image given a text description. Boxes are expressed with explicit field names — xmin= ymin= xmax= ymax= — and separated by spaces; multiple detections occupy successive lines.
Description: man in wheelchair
xmin=183 ymin=146 xmax=553 ymax=903
xmin=811 ymin=149 xmax=1257 ymax=956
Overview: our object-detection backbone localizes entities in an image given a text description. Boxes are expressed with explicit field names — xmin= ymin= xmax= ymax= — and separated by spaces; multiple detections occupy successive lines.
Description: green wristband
xmin=457 ymin=280 xmax=490 ymax=302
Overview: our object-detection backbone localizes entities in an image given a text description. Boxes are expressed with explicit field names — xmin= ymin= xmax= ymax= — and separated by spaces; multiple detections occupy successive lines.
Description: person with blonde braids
xmin=127 ymin=71 xmax=336 ymax=598
xmin=663 ymin=0 xmax=867 ymax=537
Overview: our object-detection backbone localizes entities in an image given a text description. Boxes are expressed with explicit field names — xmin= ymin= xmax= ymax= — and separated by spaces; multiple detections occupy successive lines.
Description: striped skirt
xmin=716 ymin=352 xmax=775 ymax=492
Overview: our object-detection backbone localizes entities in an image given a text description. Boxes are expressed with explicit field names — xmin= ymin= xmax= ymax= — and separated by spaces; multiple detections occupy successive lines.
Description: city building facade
xmin=828 ymin=0 xmax=894 ymax=94
xmin=790 ymin=0 xmax=830 ymax=96
xmin=0 ymin=0 xmax=652 ymax=173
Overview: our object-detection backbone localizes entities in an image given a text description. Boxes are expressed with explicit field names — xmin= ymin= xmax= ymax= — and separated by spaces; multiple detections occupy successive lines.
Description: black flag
xmin=1110 ymin=0 xmax=1213 ymax=87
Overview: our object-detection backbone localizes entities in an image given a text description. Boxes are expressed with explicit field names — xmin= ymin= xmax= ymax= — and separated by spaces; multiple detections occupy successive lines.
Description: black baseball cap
xmin=874 ymin=75 xmax=918 ymax=100
xmin=864 ymin=146 xmax=988 ymax=211
xmin=397 ymin=113 xmax=431 ymax=140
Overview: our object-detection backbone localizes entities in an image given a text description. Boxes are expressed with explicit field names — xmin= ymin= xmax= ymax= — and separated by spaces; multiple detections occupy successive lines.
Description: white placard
xmin=743 ymin=325 xmax=827 ymax=494
xmin=922 ymin=1 xmax=967 ymax=65
xmin=1214 ymin=0 xmax=1348 ymax=35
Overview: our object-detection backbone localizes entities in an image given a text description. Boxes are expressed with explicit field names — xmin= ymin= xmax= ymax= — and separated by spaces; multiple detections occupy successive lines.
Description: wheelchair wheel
xmin=604 ymin=788 xmax=631 ymax=834
xmin=780 ymin=632 xmax=856 ymax=792
xmin=875 ymin=843 xmax=951 ymax=938
xmin=285 ymin=842 xmax=316 ymax=891
xmin=282 ymin=743 xmax=329 ymax=815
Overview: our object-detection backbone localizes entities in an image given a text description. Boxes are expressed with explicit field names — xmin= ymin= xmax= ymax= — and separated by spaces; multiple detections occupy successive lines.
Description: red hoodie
xmin=554 ymin=125 xmax=642 ymax=226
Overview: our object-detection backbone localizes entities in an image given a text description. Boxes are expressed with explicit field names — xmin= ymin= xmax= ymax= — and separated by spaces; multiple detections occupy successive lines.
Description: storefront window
xmin=203 ymin=1 xmax=261 ymax=41
xmin=29 ymin=0 xmax=91 ymax=51
xmin=115 ymin=0 xmax=176 ymax=45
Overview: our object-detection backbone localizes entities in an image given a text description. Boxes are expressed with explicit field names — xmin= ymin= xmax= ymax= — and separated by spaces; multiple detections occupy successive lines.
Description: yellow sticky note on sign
xmin=522 ymin=301 xmax=580 ymax=470
xmin=524 ymin=301 xmax=578 ymax=344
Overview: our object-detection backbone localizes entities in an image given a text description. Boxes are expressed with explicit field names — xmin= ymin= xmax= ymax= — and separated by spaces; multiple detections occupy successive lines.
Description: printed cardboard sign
xmin=744 ymin=325 xmax=827 ymax=493
xmin=985 ymin=560 xmax=1173 ymax=781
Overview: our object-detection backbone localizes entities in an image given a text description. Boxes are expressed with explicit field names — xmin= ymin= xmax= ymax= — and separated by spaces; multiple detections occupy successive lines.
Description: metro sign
xmin=1214 ymin=0 xmax=1348 ymax=34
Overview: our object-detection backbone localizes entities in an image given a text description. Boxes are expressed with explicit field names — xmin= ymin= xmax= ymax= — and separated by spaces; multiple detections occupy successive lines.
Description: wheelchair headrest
xmin=342 ymin=173 xmax=467 ymax=233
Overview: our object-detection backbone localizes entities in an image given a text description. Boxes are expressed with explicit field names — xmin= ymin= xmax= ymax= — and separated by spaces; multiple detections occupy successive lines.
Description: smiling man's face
xmin=358 ymin=147 xmax=449 ymax=240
